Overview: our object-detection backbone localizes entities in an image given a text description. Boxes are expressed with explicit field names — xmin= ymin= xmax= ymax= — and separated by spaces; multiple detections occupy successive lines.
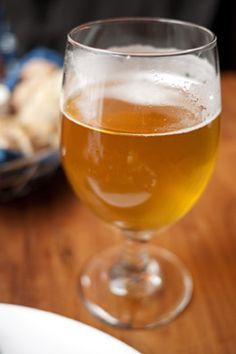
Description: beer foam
xmin=104 ymin=72 xmax=192 ymax=107
xmin=63 ymin=44 xmax=221 ymax=133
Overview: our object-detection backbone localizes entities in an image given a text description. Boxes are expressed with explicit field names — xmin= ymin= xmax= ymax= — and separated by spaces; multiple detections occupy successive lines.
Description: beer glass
xmin=61 ymin=18 xmax=221 ymax=329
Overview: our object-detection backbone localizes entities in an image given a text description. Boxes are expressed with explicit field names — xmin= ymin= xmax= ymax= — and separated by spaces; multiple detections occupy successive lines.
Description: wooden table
xmin=0 ymin=73 xmax=235 ymax=354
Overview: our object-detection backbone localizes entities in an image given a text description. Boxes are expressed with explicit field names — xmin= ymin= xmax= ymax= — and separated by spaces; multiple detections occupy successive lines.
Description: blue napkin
xmin=4 ymin=47 xmax=63 ymax=90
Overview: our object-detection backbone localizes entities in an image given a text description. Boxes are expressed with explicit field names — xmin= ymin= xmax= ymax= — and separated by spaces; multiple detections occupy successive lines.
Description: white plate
xmin=0 ymin=304 xmax=140 ymax=354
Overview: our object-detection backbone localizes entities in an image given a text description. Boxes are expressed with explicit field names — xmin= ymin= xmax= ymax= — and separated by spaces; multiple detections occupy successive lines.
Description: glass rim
xmin=67 ymin=17 xmax=217 ymax=57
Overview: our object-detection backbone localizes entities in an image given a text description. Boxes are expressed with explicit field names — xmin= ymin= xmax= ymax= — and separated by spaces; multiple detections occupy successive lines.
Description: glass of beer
xmin=61 ymin=18 xmax=221 ymax=329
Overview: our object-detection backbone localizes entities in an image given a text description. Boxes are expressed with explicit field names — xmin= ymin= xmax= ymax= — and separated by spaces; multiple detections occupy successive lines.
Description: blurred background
xmin=1 ymin=0 xmax=235 ymax=69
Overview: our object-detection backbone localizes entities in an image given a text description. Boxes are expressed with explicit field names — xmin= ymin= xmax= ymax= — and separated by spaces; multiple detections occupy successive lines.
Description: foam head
xmin=63 ymin=44 xmax=221 ymax=126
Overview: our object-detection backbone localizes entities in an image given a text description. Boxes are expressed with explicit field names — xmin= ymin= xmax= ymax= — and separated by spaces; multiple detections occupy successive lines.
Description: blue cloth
xmin=4 ymin=47 xmax=63 ymax=90
xmin=0 ymin=149 xmax=23 ymax=164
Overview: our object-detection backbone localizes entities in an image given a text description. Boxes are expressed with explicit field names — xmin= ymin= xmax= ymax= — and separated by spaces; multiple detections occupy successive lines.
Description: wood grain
xmin=0 ymin=73 xmax=235 ymax=354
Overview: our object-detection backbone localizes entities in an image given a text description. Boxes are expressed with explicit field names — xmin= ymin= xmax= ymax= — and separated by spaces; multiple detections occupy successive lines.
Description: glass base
xmin=79 ymin=245 xmax=193 ymax=329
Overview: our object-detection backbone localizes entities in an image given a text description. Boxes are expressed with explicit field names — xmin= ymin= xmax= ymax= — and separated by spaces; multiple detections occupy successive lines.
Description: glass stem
xmin=109 ymin=230 xmax=161 ymax=297
xmin=121 ymin=231 xmax=150 ymax=272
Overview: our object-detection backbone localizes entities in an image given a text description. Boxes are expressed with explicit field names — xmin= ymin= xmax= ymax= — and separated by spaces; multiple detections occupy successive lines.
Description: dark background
xmin=2 ymin=0 xmax=236 ymax=70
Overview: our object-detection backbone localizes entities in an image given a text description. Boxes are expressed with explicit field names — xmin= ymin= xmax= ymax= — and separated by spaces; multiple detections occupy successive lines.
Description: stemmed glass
xmin=60 ymin=18 xmax=221 ymax=329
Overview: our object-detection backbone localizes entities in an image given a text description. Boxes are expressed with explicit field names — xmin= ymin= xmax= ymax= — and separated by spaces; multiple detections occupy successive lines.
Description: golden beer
xmin=61 ymin=80 xmax=219 ymax=231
